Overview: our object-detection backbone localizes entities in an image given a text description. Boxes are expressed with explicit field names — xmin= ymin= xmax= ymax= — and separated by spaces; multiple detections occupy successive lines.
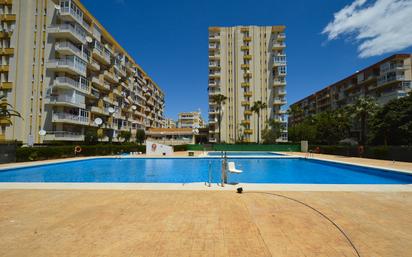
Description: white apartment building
xmin=208 ymin=26 xmax=287 ymax=143
xmin=177 ymin=111 xmax=205 ymax=129
xmin=0 ymin=0 xmax=165 ymax=144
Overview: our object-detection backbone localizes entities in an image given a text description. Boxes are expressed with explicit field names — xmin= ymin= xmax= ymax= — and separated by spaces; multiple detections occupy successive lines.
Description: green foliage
xmin=135 ymin=129 xmax=145 ymax=145
xmin=262 ymin=119 xmax=283 ymax=144
xmin=251 ymin=101 xmax=268 ymax=144
xmin=346 ymin=96 xmax=379 ymax=144
xmin=173 ymin=145 xmax=188 ymax=151
xmin=369 ymin=93 xmax=412 ymax=145
xmin=289 ymin=110 xmax=350 ymax=145
xmin=84 ymin=129 xmax=99 ymax=145
xmin=210 ymin=94 xmax=227 ymax=143
xmin=0 ymin=95 xmax=22 ymax=124
xmin=118 ymin=130 xmax=132 ymax=143
xmin=16 ymin=144 xmax=145 ymax=162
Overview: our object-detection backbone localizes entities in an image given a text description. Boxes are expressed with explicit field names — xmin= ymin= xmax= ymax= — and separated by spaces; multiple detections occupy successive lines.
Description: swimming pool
xmin=207 ymin=151 xmax=284 ymax=156
xmin=0 ymin=158 xmax=411 ymax=184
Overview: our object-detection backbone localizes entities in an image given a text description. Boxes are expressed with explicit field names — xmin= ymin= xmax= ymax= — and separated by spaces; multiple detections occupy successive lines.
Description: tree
xmin=287 ymin=105 xmax=304 ymax=127
xmin=262 ymin=119 xmax=283 ymax=144
xmin=210 ymin=94 xmax=227 ymax=143
xmin=0 ymin=95 xmax=21 ymax=124
xmin=135 ymin=129 xmax=145 ymax=145
xmin=313 ymin=111 xmax=350 ymax=145
xmin=369 ymin=93 xmax=412 ymax=145
xmin=118 ymin=130 xmax=131 ymax=143
xmin=85 ymin=129 xmax=99 ymax=145
xmin=251 ymin=101 xmax=267 ymax=144
xmin=347 ymin=96 xmax=378 ymax=145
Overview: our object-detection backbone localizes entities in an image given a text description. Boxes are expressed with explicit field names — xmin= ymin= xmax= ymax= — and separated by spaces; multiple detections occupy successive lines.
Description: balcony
xmin=244 ymin=110 xmax=253 ymax=115
xmin=52 ymin=112 xmax=89 ymax=125
xmin=59 ymin=6 xmax=90 ymax=31
xmin=241 ymin=82 xmax=250 ymax=87
xmin=278 ymin=89 xmax=287 ymax=96
xmin=48 ymin=24 xmax=86 ymax=44
xmin=88 ymin=59 xmax=100 ymax=71
xmin=90 ymin=106 xmax=110 ymax=116
xmin=103 ymin=70 xmax=119 ymax=83
xmin=209 ymin=72 xmax=220 ymax=79
xmin=91 ymin=76 xmax=110 ymax=91
xmin=46 ymin=57 xmax=87 ymax=77
xmin=243 ymin=72 xmax=252 ymax=79
xmin=0 ymin=0 xmax=13 ymax=5
xmin=273 ymin=98 xmax=287 ymax=105
xmin=241 ymin=64 xmax=249 ymax=69
xmin=241 ymin=46 xmax=250 ymax=51
xmin=272 ymin=43 xmax=286 ymax=50
xmin=43 ymin=131 xmax=85 ymax=141
xmin=273 ymin=79 xmax=286 ymax=87
xmin=92 ymin=47 xmax=110 ymax=65
xmin=241 ymin=120 xmax=250 ymax=125
xmin=53 ymin=76 xmax=89 ymax=94
xmin=243 ymin=55 xmax=252 ymax=60
xmin=47 ymin=95 xmax=86 ymax=108
xmin=244 ymin=91 xmax=252 ymax=97
xmin=0 ymin=65 xmax=9 ymax=72
xmin=0 ymin=14 xmax=16 ymax=22
xmin=243 ymin=37 xmax=252 ymax=42
xmin=55 ymin=41 xmax=89 ymax=62
xmin=244 ymin=129 xmax=253 ymax=134
xmin=0 ymin=48 xmax=13 ymax=56
xmin=241 ymin=101 xmax=250 ymax=106
xmin=0 ymin=82 xmax=12 ymax=90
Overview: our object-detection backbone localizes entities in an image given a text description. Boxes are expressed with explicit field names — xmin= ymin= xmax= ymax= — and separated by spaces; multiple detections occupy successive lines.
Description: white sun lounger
xmin=228 ymin=162 xmax=243 ymax=174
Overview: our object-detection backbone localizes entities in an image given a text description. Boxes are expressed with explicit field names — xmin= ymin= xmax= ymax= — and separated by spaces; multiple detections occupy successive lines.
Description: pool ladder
xmin=207 ymin=151 xmax=228 ymax=187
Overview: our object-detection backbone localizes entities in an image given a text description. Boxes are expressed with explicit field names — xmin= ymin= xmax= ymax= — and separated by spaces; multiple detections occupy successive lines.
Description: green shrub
xmin=16 ymin=144 xmax=146 ymax=162
xmin=173 ymin=145 xmax=188 ymax=151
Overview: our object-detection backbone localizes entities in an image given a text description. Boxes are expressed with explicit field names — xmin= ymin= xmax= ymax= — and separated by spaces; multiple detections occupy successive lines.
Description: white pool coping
xmin=0 ymin=153 xmax=411 ymax=191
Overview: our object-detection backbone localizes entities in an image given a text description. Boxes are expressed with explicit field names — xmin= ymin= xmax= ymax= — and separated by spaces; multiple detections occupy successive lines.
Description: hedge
xmin=173 ymin=144 xmax=301 ymax=152
xmin=309 ymin=145 xmax=412 ymax=162
xmin=16 ymin=144 xmax=145 ymax=162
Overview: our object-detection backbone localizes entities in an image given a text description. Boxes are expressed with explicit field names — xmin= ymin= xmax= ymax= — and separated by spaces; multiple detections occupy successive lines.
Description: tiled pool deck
xmin=0 ymin=152 xmax=411 ymax=256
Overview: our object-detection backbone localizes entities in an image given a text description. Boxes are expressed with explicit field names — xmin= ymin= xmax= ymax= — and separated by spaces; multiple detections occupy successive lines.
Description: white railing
xmin=49 ymin=95 xmax=84 ymax=106
xmin=54 ymin=76 xmax=89 ymax=92
xmin=48 ymin=24 xmax=86 ymax=42
xmin=53 ymin=112 xmax=89 ymax=123
xmin=47 ymin=57 xmax=87 ymax=75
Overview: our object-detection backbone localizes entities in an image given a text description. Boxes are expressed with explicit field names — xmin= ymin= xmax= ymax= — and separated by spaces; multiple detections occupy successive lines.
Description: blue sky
xmin=82 ymin=0 xmax=412 ymax=120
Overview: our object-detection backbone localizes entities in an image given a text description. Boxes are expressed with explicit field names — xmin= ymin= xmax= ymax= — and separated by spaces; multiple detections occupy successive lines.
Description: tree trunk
xmin=218 ymin=110 xmax=221 ymax=143
xmin=257 ymin=111 xmax=260 ymax=144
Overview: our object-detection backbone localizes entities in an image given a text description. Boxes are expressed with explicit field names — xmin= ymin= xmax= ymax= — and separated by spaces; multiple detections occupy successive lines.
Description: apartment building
xmin=289 ymin=54 xmax=412 ymax=125
xmin=0 ymin=0 xmax=165 ymax=144
xmin=177 ymin=111 xmax=205 ymax=129
xmin=208 ymin=26 xmax=287 ymax=143
xmin=164 ymin=118 xmax=176 ymax=128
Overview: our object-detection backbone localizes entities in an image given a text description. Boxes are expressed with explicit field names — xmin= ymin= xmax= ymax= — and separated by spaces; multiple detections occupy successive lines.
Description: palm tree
xmin=0 ymin=95 xmax=21 ymax=124
xmin=347 ymin=96 xmax=378 ymax=145
xmin=210 ymin=94 xmax=227 ymax=143
xmin=251 ymin=101 xmax=267 ymax=144
xmin=287 ymin=105 xmax=304 ymax=127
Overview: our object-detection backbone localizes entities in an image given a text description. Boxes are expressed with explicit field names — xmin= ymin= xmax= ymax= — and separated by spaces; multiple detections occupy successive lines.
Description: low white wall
xmin=145 ymin=141 xmax=174 ymax=156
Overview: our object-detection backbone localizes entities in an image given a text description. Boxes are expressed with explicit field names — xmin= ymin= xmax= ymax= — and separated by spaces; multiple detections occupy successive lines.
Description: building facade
xmin=164 ymin=118 xmax=176 ymax=128
xmin=177 ymin=111 xmax=204 ymax=129
xmin=0 ymin=0 xmax=165 ymax=144
xmin=289 ymin=54 xmax=412 ymax=125
xmin=208 ymin=26 xmax=287 ymax=143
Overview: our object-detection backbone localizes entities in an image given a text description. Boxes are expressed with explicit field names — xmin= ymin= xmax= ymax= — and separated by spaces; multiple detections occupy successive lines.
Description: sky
xmin=82 ymin=0 xmax=412 ymax=120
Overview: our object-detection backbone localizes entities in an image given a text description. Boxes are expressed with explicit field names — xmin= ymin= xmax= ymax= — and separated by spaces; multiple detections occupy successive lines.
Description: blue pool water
xmin=0 ymin=158 xmax=411 ymax=184
xmin=207 ymin=151 xmax=284 ymax=156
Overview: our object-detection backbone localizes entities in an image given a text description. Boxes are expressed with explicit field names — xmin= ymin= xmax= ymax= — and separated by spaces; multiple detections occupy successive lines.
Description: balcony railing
xmin=47 ymin=57 xmax=87 ymax=76
xmin=52 ymin=112 xmax=89 ymax=124
xmin=49 ymin=95 xmax=85 ymax=107
xmin=44 ymin=131 xmax=84 ymax=141
xmin=53 ymin=76 xmax=89 ymax=93
xmin=48 ymin=24 xmax=86 ymax=44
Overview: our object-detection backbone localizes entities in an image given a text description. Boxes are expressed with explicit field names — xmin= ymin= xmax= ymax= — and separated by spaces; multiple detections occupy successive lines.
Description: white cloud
xmin=322 ymin=0 xmax=412 ymax=58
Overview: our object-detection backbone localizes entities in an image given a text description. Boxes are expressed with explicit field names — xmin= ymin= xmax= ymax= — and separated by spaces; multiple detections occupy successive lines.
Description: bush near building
xmin=16 ymin=144 xmax=145 ymax=162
